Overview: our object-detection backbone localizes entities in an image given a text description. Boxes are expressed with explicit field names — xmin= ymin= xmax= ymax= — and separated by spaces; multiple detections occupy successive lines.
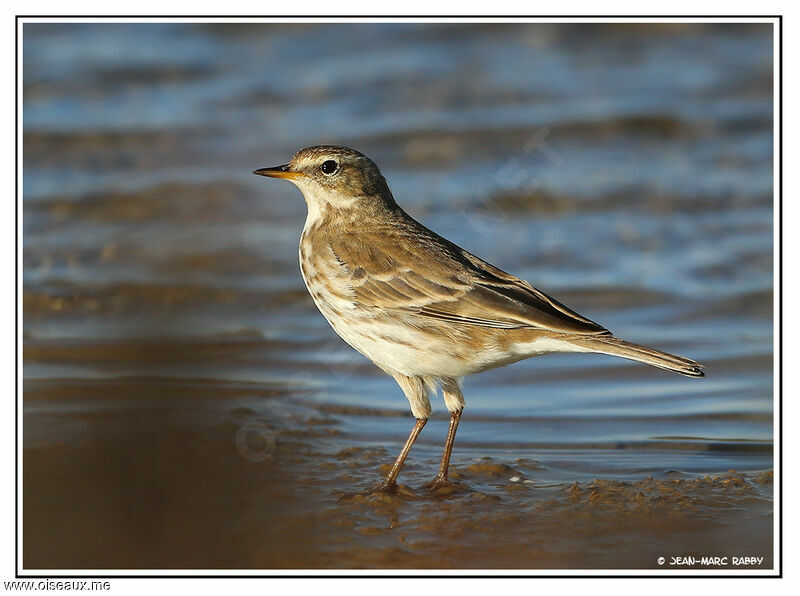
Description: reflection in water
xmin=22 ymin=22 xmax=774 ymax=569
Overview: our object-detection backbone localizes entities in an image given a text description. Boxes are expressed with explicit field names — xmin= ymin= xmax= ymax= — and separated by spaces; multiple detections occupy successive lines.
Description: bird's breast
xmin=299 ymin=233 xmax=358 ymax=322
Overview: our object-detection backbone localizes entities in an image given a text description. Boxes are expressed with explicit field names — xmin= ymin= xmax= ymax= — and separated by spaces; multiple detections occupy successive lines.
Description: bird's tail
xmin=569 ymin=336 xmax=704 ymax=377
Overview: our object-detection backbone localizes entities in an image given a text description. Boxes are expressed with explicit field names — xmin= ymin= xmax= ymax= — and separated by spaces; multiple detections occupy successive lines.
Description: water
xmin=22 ymin=22 xmax=774 ymax=570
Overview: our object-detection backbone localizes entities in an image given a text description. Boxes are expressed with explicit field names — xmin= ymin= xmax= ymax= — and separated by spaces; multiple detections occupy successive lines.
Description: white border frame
xmin=13 ymin=14 xmax=782 ymax=579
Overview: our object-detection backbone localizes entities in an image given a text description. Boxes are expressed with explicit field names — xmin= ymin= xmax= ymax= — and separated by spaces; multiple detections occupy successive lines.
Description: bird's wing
xmin=327 ymin=226 xmax=609 ymax=336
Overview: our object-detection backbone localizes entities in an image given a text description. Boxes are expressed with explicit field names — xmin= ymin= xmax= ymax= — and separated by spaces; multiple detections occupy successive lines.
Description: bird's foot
xmin=338 ymin=480 xmax=415 ymax=501
xmin=424 ymin=475 xmax=462 ymax=494
xmin=371 ymin=480 xmax=399 ymax=494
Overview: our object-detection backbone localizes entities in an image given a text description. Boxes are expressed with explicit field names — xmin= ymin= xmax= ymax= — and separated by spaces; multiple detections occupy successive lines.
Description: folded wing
xmin=327 ymin=224 xmax=609 ymax=336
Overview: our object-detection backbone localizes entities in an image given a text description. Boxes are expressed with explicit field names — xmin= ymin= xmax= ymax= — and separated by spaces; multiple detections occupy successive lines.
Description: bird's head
xmin=254 ymin=145 xmax=395 ymax=213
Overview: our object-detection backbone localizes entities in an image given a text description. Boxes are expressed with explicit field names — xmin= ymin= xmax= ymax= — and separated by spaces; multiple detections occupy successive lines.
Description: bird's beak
xmin=252 ymin=164 xmax=304 ymax=180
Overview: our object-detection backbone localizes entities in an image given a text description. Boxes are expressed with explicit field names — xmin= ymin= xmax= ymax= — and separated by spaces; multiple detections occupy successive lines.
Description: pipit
xmin=254 ymin=145 xmax=703 ymax=492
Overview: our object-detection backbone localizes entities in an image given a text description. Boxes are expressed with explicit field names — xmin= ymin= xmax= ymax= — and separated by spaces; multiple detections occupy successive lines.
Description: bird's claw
xmin=337 ymin=480 xmax=405 ymax=501
xmin=424 ymin=475 xmax=452 ymax=491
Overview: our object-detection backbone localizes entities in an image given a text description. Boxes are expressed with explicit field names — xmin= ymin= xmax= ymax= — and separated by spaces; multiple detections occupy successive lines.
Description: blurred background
xmin=22 ymin=22 xmax=774 ymax=569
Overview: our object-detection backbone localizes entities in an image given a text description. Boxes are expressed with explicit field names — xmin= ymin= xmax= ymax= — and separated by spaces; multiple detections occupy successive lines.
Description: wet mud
xmin=24 ymin=374 xmax=772 ymax=569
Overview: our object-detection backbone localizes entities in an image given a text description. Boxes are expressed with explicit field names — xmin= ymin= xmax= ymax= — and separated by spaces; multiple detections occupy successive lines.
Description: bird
xmin=253 ymin=145 xmax=704 ymax=493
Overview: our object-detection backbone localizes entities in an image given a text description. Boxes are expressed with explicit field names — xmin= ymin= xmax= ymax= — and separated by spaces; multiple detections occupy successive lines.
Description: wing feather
xmin=326 ymin=221 xmax=609 ymax=336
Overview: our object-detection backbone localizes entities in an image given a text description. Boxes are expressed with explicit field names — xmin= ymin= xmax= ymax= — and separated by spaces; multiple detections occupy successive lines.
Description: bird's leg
xmin=426 ymin=408 xmax=462 ymax=490
xmin=375 ymin=417 xmax=427 ymax=492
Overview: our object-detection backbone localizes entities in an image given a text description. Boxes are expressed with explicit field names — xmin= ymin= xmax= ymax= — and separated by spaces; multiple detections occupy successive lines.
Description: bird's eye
xmin=320 ymin=160 xmax=339 ymax=175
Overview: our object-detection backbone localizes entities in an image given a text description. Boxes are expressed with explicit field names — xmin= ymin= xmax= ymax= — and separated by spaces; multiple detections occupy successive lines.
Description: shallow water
xmin=22 ymin=22 xmax=774 ymax=570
